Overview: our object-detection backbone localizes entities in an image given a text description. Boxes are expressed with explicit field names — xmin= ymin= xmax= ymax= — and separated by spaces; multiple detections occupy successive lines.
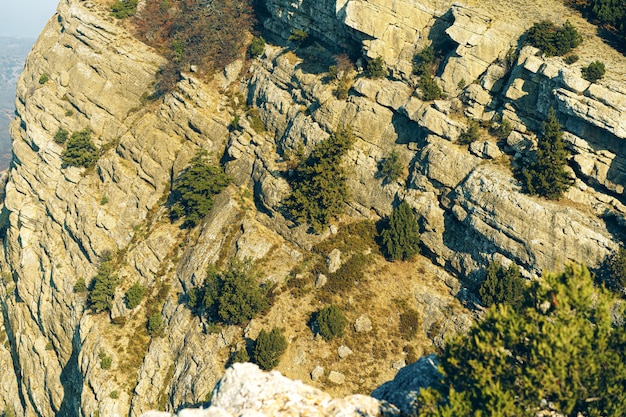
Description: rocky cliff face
xmin=0 ymin=0 xmax=625 ymax=416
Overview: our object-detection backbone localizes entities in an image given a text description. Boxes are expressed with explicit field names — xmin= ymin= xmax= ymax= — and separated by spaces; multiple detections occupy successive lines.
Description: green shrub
xmin=188 ymin=259 xmax=269 ymax=325
xmin=399 ymin=308 xmax=421 ymax=340
xmin=380 ymin=201 xmax=420 ymax=261
xmin=317 ymin=304 xmax=347 ymax=341
xmin=249 ymin=36 xmax=266 ymax=58
xmin=247 ymin=107 xmax=265 ymax=133
xmin=125 ymin=282 xmax=146 ymax=309
xmin=38 ymin=73 xmax=49 ymax=85
xmin=232 ymin=347 xmax=250 ymax=364
xmin=88 ymin=254 xmax=119 ymax=313
xmin=99 ymin=351 xmax=112 ymax=370
xmin=458 ymin=120 xmax=481 ymax=145
xmin=581 ymin=60 xmax=606 ymax=82
xmin=169 ymin=151 xmax=231 ymax=228
xmin=53 ymin=128 xmax=69 ymax=145
xmin=109 ymin=390 xmax=119 ymax=399
xmin=111 ymin=0 xmax=138 ymax=19
xmin=283 ymin=126 xmax=356 ymax=233
xmin=147 ymin=311 xmax=163 ymax=336
xmin=417 ymin=264 xmax=626 ymax=417
xmin=413 ymin=45 xmax=436 ymax=76
xmin=335 ymin=78 xmax=351 ymax=100
xmin=522 ymin=108 xmax=573 ymax=199
xmin=74 ymin=277 xmax=87 ymax=293
xmin=365 ymin=56 xmax=387 ymax=79
xmin=479 ymin=261 xmax=525 ymax=310
xmin=379 ymin=150 xmax=404 ymax=182
xmin=526 ymin=20 xmax=583 ymax=56
xmin=253 ymin=328 xmax=287 ymax=370
xmin=606 ymin=247 xmax=626 ymax=292
xmin=564 ymin=54 xmax=579 ymax=64
xmin=419 ymin=75 xmax=442 ymax=101
xmin=495 ymin=118 xmax=513 ymax=140
xmin=62 ymin=128 xmax=99 ymax=169
xmin=288 ymin=29 xmax=309 ymax=43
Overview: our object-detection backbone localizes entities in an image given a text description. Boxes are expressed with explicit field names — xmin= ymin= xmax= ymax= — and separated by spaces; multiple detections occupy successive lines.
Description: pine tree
xmin=479 ymin=262 xmax=525 ymax=310
xmin=418 ymin=264 xmax=626 ymax=417
xmin=523 ymin=108 xmax=573 ymax=199
xmin=253 ymin=328 xmax=287 ymax=370
xmin=380 ymin=201 xmax=420 ymax=261
xmin=88 ymin=254 xmax=119 ymax=313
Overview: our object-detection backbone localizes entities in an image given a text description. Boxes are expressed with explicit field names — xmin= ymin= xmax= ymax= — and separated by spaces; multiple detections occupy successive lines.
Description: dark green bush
xmin=380 ymin=201 xmax=420 ymax=261
xmin=232 ymin=347 xmax=250 ymax=364
xmin=74 ymin=277 xmax=87 ymax=293
xmin=458 ymin=120 xmax=481 ymax=145
xmin=526 ymin=20 xmax=583 ymax=56
xmin=399 ymin=308 xmax=421 ymax=340
xmin=169 ymin=151 xmax=231 ymax=228
xmin=253 ymin=328 xmax=287 ymax=370
xmin=413 ymin=45 xmax=436 ymax=76
xmin=53 ymin=128 xmax=69 ymax=145
xmin=522 ymin=108 xmax=573 ymax=199
xmin=88 ymin=254 xmax=119 ymax=313
xmin=365 ymin=56 xmax=387 ymax=79
xmin=111 ymin=0 xmax=138 ymax=19
xmin=249 ymin=36 xmax=266 ymax=58
xmin=283 ymin=126 xmax=355 ymax=233
xmin=147 ymin=311 xmax=163 ymax=336
xmin=479 ymin=261 xmax=525 ymax=310
xmin=62 ymin=128 xmax=99 ymax=169
xmin=188 ymin=259 xmax=269 ymax=326
xmin=99 ymin=351 xmax=112 ymax=370
xmin=335 ymin=78 xmax=351 ymax=100
xmin=317 ymin=304 xmax=347 ymax=341
xmin=419 ymin=75 xmax=442 ymax=101
xmin=564 ymin=54 xmax=580 ymax=64
xmin=125 ymin=282 xmax=146 ymax=309
xmin=288 ymin=29 xmax=309 ymax=43
xmin=379 ymin=150 xmax=404 ymax=182
xmin=38 ymin=73 xmax=49 ymax=85
xmin=417 ymin=265 xmax=626 ymax=417
xmin=581 ymin=60 xmax=606 ymax=82
xmin=606 ymin=247 xmax=626 ymax=292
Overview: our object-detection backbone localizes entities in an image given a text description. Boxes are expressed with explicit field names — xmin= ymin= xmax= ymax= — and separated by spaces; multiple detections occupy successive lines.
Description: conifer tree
xmin=418 ymin=264 xmax=626 ymax=417
xmin=479 ymin=262 xmax=525 ymax=310
xmin=253 ymin=328 xmax=287 ymax=370
xmin=523 ymin=108 xmax=573 ymax=199
xmin=380 ymin=201 xmax=420 ymax=261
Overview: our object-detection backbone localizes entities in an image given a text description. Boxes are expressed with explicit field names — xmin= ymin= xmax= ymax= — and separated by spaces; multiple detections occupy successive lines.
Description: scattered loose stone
xmin=354 ymin=315 xmax=372 ymax=333
xmin=338 ymin=345 xmax=353 ymax=359
xmin=311 ymin=366 xmax=324 ymax=381
xmin=327 ymin=249 xmax=342 ymax=273
xmin=328 ymin=371 xmax=345 ymax=385
xmin=315 ymin=273 xmax=328 ymax=289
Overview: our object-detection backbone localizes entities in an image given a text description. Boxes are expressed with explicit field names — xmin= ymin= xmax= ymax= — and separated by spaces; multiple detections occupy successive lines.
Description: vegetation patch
xmin=581 ymin=60 xmax=606 ymax=82
xmin=169 ymin=150 xmax=231 ymax=228
xmin=283 ymin=126 xmax=356 ymax=233
xmin=110 ymin=0 xmax=138 ymax=19
xmin=253 ymin=327 xmax=287 ymax=370
xmin=479 ymin=261 xmax=525 ymax=311
xmin=62 ymin=128 xmax=99 ymax=169
xmin=380 ymin=201 xmax=421 ymax=261
xmin=521 ymin=108 xmax=573 ymax=199
xmin=525 ymin=20 xmax=583 ymax=56
xmin=378 ymin=150 xmax=404 ymax=183
xmin=419 ymin=75 xmax=442 ymax=101
xmin=365 ymin=56 xmax=387 ymax=79
xmin=125 ymin=282 xmax=146 ymax=309
xmin=315 ymin=304 xmax=347 ymax=341
xmin=88 ymin=252 xmax=119 ymax=313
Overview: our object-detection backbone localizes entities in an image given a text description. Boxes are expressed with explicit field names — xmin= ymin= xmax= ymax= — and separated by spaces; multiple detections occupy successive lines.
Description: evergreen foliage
xmin=581 ymin=60 xmax=606 ymax=82
xmin=188 ymin=259 xmax=269 ymax=326
xmin=283 ymin=126 xmax=356 ymax=233
xmin=570 ymin=0 xmax=626 ymax=46
xmin=249 ymin=36 xmax=266 ymax=58
xmin=169 ymin=151 xmax=231 ymax=228
xmin=365 ymin=56 xmax=387 ymax=78
xmin=74 ymin=277 xmax=87 ymax=293
xmin=53 ymin=128 xmax=69 ymax=145
xmin=232 ymin=347 xmax=250 ymax=364
xmin=317 ymin=304 xmax=347 ymax=341
xmin=253 ymin=328 xmax=287 ymax=370
xmin=111 ymin=0 xmax=138 ymax=19
xmin=380 ymin=201 xmax=420 ymax=261
xmin=125 ymin=282 xmax=146 ymax=309
xmin=526 ymin=20 xmax=583 ymax=56
xmin=522 ymin=108 xmax=573 ymax=199
xmin=606 ymin=247 xmax=626 ymax=292
xmin=458 ymin=120 xmax=481 ymax=145
xmin=88 ymin=254 xmax=119 ymax=313
xmin=413 ymin=45 xmax=436 ymax=76
xmin=419 ymin=75 xmax=443 ymax=101
xmin=479 ymin=262 xmax=525 ymax=310
xmin=147 ymin=311 xmax=163 ymax=336
xmin=62 ymin=128 xmax=99 ymax=169
xmin=379 ymin=150 xmax=404 ymax=182
xmin=418 ymin=264 xmax=626 ymax=417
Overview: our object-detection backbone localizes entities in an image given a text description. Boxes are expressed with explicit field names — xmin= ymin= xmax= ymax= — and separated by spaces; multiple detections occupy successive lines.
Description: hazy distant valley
xmin=0 ymin=37 xmax=33 ymax=169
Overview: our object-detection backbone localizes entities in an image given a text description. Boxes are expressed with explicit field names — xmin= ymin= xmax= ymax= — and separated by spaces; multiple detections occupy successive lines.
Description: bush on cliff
xmin=479 ymin=261 xmax=525 ymax=310
xmin=525 ymin=20 xmax=583 ymax=56
xmin=169 ymin=151 xmax=231 ymax=228
xmin=253 ymin=327 xmax=287 ymax=370
xmin=88 ymin=253 xmax=119 ymax=313
xmin=316 ymin=304 xmax=347 ymax=341
xmin=380 ymin=201 xmax=421 ymax=261
xmin=283 ymin=126 xmax=355 ymax=233
xmin=61 ymin=128 xmax=99 ymax=169
xmin=417 ymin=264 xmax=626 ymax=417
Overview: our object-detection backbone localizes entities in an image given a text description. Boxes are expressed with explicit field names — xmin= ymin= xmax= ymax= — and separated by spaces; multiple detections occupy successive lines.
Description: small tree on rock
xmin=317 ymin=304 xmax=347 ymax=341
xmin=522 ymin=108 xmax=573 ymax=199
xmin=380 ymin=201 xmax=420 ymax=261
xmin=253 ymin=328 xmax=287 ymax=370
xmin=479 ymin=261 xmax=525 ymax=311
